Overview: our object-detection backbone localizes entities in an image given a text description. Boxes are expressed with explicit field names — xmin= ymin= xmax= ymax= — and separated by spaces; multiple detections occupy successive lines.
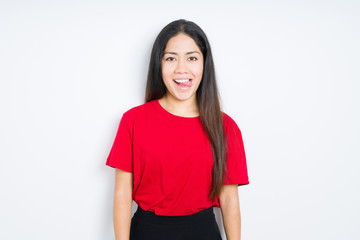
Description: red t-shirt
xmin=106 ymin=99 xmax=249 ymax=216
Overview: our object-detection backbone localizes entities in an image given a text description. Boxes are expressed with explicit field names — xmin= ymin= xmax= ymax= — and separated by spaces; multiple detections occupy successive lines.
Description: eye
xmin=165 ymin=57 xmax=176 ymax=61
xmin=188 ymin=56 xmax=198 ymax=61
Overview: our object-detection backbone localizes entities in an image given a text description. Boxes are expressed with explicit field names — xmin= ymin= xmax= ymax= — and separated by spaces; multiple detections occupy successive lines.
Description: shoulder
xmin=222 ymin=112 xmax=240 ymax=129
xmin=221 ymin=111 xmax=243 ymax=137
xmin=121 ymin=100 xmax=156 ymax=122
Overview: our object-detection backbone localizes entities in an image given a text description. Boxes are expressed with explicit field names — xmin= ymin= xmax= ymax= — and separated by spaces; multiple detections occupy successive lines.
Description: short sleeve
xmin=223 ymin=114 xmax=249 ymax=186
xmin=105 ymin=112 xmax=133 ymax=173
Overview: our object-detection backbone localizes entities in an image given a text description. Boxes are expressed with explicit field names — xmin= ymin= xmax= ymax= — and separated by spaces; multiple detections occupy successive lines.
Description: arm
xmin=219 ymin=184 xmax=241 ymax=240
xmin=113 ymin=168 xmax=134 ymax=240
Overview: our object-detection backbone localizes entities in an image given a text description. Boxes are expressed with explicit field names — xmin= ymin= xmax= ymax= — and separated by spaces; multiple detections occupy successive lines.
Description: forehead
xmin=164 ymin=34 xmax=201 ymax=53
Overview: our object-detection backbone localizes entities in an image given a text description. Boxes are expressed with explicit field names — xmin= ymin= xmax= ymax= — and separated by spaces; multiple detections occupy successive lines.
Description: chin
xmin=171 ymin=92 xmax=196 ymax=102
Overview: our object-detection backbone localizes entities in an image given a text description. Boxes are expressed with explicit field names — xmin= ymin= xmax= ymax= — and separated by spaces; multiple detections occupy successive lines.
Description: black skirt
xmin=130 ymin=205 xmax=223 ymax=240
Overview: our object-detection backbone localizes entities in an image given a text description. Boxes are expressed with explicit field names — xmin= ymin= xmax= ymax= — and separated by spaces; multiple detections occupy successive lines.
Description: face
xmin=161 ymin=33 xmax=204 ymax=102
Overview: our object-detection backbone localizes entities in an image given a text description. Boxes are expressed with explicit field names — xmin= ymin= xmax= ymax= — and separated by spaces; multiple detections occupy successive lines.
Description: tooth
xmin=174 ymin=79 xmax=190 ymax=83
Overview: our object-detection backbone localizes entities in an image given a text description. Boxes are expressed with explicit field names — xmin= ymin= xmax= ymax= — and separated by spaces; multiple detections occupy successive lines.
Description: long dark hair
xmin=144 ymin=19 xmax=228 ymax=202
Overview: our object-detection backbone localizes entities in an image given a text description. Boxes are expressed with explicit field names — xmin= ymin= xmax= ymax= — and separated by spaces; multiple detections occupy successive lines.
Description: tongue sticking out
xmin=179 ymin=80 xmax=192 ymax=88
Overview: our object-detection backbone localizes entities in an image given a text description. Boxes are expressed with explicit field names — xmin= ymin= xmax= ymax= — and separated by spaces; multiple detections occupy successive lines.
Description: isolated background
xmin=0 ymin=0 xmax=359 ymax=239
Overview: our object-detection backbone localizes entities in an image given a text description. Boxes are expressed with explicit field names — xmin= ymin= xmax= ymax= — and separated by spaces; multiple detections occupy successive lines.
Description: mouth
xmin=173 ymin=79 xmax=193 ymax=87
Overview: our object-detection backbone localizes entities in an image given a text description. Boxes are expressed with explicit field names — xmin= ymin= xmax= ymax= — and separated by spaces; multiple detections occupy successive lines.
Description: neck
xmin=159 ymin=94 xmax=199 ymax=117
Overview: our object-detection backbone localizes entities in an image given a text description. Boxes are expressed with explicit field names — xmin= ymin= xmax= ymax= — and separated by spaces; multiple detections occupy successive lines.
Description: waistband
xmin=133 ymin=205 xmax=215 ymax=226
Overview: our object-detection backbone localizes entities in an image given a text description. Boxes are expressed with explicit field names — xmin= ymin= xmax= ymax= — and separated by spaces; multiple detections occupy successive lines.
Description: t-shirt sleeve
xmin=105 ymin=112 xmax=133 ymax=173
xmin=223 ymin=114 xmax=249 ymax=186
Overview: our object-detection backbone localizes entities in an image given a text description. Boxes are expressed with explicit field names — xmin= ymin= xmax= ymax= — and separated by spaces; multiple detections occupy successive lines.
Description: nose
xmin=175 ymin=58 xmax=188 ymax=73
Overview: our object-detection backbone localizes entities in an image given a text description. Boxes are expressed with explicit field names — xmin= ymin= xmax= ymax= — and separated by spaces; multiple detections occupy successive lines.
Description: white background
xmin=0 ymin=0 xmax=359 ymax=239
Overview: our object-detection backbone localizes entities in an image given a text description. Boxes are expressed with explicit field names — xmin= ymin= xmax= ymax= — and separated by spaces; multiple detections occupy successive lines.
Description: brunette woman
xmin=106 ymin=19 xmax=249 ymax=240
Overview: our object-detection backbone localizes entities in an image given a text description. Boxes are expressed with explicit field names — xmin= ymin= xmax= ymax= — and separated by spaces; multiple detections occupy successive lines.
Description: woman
xmin=106 ymin=19 xmax=249 ymax=240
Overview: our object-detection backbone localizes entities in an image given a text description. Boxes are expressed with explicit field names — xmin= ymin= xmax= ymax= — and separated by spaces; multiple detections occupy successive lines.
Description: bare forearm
xmin=220 ymin=198 xmax=241 ymax=240
xmin=113 ymin=195 xmax=133 ymax=240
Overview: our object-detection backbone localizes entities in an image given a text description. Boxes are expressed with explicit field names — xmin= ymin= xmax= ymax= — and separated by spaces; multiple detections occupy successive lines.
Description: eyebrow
xmin=163 ymin=51 xmax=201 ymax=55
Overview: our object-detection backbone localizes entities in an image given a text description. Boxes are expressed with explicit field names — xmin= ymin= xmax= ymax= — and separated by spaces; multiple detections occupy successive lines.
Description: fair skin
xmin=219 ymin=185 xmax=242 ymax=240
xmin=113 ymin=169 xmax=133 ymax=240
xmin=113 ymin=33 xmax=242 ymax=240
xmin=158 ymin=33 xmax=203 ymax=116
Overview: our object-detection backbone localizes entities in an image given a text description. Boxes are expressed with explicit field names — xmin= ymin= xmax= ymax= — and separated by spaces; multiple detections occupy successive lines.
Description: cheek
xmin=161 ymin=63 xmax=174 ymax=78
xmin=192 ymin=64 xmax=203 ymax=77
